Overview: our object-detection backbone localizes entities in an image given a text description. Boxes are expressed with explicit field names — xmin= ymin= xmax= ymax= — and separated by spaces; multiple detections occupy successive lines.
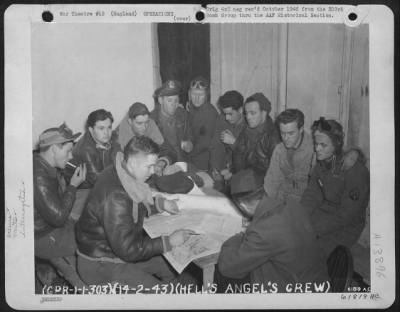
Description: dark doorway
xmin=157 ymin=23 xmax=210 ymax=106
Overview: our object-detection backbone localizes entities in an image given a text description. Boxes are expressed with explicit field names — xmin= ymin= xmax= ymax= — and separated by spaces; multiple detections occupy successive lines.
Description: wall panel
xmin=31 ymin=23 xmax=156 ymax=148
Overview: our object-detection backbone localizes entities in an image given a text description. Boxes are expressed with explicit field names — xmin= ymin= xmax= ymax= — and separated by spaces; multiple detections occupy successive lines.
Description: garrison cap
xmin=39 ymin=123 xmax=81 ymax=148
xmin=155 ymin=80 xmax=182 ymax=97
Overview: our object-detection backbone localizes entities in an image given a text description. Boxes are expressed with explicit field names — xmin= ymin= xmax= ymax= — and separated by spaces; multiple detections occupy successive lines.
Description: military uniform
xmin=187 ymin=101 xmax=218 ymax=170
xmin=115 ymin=114 xmax=164 ymax=149
xmin=114 ymin=102 xmax=177 ymax=167
xmin=301 ymin=159 xmax=370 ymax=256
xmin=69 ymin=131 xmax=120 ymax=189
xmin=76 ymin=153 xmax=176 ymax=289
xmin=264 ymin=132 xmax=314 ymax=203
xmin=209 ymin=114 xmax=246 ymax=171
xmin=33 ymin=124 xmax=81 ymax=258
xmin=151 ymin=106 xmax=192 ymax=162
xmin=232 ymin=115 xmax=281 ymax=177
xmin=217 ymin=195 xmax=329 ymax=292
xmin=151 ymin=80 xmax=193 ymax=162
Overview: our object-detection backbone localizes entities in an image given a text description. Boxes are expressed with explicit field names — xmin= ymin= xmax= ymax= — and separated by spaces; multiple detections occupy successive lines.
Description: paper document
xmin=143 ymin=195 xmax=243 ymax=273
xmin=152 ymin=191 xmax=242 ymax=217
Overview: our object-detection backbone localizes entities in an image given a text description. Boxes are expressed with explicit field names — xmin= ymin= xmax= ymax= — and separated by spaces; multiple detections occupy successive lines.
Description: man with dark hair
xmin=151 ymin=80 xmax=194 ymax=162
xmin=65 ymin=109 xmax=120 ymax=221
xmin=230 ymin=92 xmax=280 ymax=191
xmin=70 ymin=109 xmax=120 ymax=189
xmin=209 ymin=90 xmax=246 ymax=185
xmin=76 ymin=136 xmax=195 ymax=291
xmin=264 ymin=108 xmax=314 ymax=203
xmin=186 ymin=76 xmax=218 ymax=170
xmin=34 ymin=123 xmax=86 ymax=286
xmin=115 ymin=102 xmax=164 ymax=149
xmin=115 ymin=102 xmax=177 ymax=175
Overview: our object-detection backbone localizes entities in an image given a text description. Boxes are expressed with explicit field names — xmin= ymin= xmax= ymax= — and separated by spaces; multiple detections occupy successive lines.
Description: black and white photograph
xmin=4 ymin=4 xmax=395 ymax=309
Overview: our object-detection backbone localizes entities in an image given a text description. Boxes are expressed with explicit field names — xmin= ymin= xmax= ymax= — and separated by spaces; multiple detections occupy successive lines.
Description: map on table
xmin=144 ymin=193 xmax=243 ymax=273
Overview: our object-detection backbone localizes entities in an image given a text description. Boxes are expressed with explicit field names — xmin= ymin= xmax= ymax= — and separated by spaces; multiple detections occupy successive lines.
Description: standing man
xmin=264 ymin=109 xmax=314 ymax=203
xmin=76 ymin=136 xmax=194 ymax=290
xmin=115 ymin=102 xmax=177 ymax=175
xmin=34 ymin=123 xmax=86 ymax=285
xmin=231 ymin=93 xmax=280 ymax=190
xmin=186 ymin=76 xmax=218 ymax=170
xmin=151 ymin=80 xmax=193 ymax=162
xmin=209 ymin=90 xmax=246 ymax=180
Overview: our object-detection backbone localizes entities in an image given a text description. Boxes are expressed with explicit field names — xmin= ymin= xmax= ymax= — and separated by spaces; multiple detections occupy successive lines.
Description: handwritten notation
xmin=5 ymin=181 xmax=28 ymax=239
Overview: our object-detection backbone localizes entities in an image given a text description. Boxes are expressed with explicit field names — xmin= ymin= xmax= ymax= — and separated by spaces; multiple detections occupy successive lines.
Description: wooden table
xmin=193 ymin=253 xmax=220 ymax=291
xmin=191 ymin=186 xmax=243 ymax=291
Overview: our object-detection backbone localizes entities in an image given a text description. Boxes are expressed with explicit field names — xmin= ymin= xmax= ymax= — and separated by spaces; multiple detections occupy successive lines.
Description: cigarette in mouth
xmin=66 ymin=162 xmax=77 ymax=169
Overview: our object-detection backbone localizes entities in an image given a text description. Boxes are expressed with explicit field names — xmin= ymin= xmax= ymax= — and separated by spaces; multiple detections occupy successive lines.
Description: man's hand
xmin=220 ymin=168 xmax=232 ymax=181
xmin=154 ymin=160 xmax=167 ymax=176
xmin=242 ymin=217 xmax=250 ymax=229
xmin=211 ymin=168 xmax=223 ymax=181
xmin=220 ymin=130 xmax=236 ymax=145
xmin=163 ymin=199 xmax=179 ymax=214
xmin=181 ymin=140 xmax=193 ymax=153
xmin=168 ymin=229 xmax=197 ymax=247
xmin=70 ymin=164 xmax=87 ymax=187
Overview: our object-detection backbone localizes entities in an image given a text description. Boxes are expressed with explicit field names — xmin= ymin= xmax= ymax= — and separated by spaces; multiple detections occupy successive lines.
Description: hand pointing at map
xmin=169 ymin=229 xmax=197 ymax=247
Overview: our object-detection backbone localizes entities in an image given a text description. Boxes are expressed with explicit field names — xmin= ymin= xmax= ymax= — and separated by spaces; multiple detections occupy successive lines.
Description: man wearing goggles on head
xmin=186 ymin=76 xmax=218 ymax=171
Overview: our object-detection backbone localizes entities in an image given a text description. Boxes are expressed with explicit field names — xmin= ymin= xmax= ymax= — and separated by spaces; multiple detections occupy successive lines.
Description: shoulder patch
xmin=349 ymin=188 xmax=360 ymax=201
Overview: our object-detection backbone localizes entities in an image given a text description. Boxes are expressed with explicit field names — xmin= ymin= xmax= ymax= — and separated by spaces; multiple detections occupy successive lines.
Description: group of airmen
xmin=33 ymin=76 xmax=370 ymax=293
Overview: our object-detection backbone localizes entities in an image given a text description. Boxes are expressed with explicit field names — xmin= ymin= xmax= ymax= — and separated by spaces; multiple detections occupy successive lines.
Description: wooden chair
xmin=327 ymin=245 xmax=354 ymax=292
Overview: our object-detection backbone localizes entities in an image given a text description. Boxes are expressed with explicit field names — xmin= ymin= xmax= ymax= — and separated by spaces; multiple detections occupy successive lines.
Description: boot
xmin=50 ymin=256 xmax=86 ymax=289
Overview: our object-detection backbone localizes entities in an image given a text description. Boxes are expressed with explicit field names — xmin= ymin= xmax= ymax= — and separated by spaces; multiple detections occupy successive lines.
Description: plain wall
xmin=286 ymin=24 xmax=345 ymax=131
xmin=31 ymin=23 xmax=156 ymax=148
xmin=210 ymin=23 xmax=279 ymax=117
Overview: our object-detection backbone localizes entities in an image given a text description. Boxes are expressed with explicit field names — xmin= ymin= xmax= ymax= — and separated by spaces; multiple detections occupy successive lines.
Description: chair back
xmin=327 ymin=245 xmax=354 ymax=292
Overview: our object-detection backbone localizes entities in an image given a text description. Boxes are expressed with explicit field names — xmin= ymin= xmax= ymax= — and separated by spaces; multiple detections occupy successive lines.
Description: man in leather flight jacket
xmin=34 ymin=123 xmax=86 ymax=259
xmin=75 ymin=136 xmax=194 ymax=291
xmin=231 ymin=93 xmax=281 ymax=190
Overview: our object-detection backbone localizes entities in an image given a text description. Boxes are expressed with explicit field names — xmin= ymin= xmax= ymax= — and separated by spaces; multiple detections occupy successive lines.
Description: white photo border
xmin=4 ymin=4 xmax=395 ymax=309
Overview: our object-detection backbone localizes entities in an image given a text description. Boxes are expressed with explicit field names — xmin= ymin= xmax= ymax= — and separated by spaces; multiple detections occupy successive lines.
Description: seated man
xmin=67 ymin=109 xmax=120 ymax=219
xmin=151 ymin=80 xmax=194 ymax=162
xmin=115 ymin=102 xmax=164 ymax=148
xmin=264 ymin=109 xmax=314 ymax=203
xmin=301 ymin=118 xmax=370 ymax=257
xmin=231 ymin=93 xmax=281 ymax=189
xmin=215 ymin=194 xmax=329 ymax=293
xmin=34 ymin=123 xmax=86 ymax=285
xmin=71 ymin=109 xmax=119 ymax=187
xmin=115 ymin=102 xmax=177 ymax=175
xmin=209 ymin=90 xmax=246 ymax=184
xmin=186 ymin=76 xmax=218 ymax=171
xmin=76 ymin=136 xmax=194 ymax=290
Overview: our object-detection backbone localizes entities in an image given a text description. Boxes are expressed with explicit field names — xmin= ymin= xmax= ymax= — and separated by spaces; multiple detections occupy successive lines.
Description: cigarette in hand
xmin=66 ymin=162 xmax=77 ymax=169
